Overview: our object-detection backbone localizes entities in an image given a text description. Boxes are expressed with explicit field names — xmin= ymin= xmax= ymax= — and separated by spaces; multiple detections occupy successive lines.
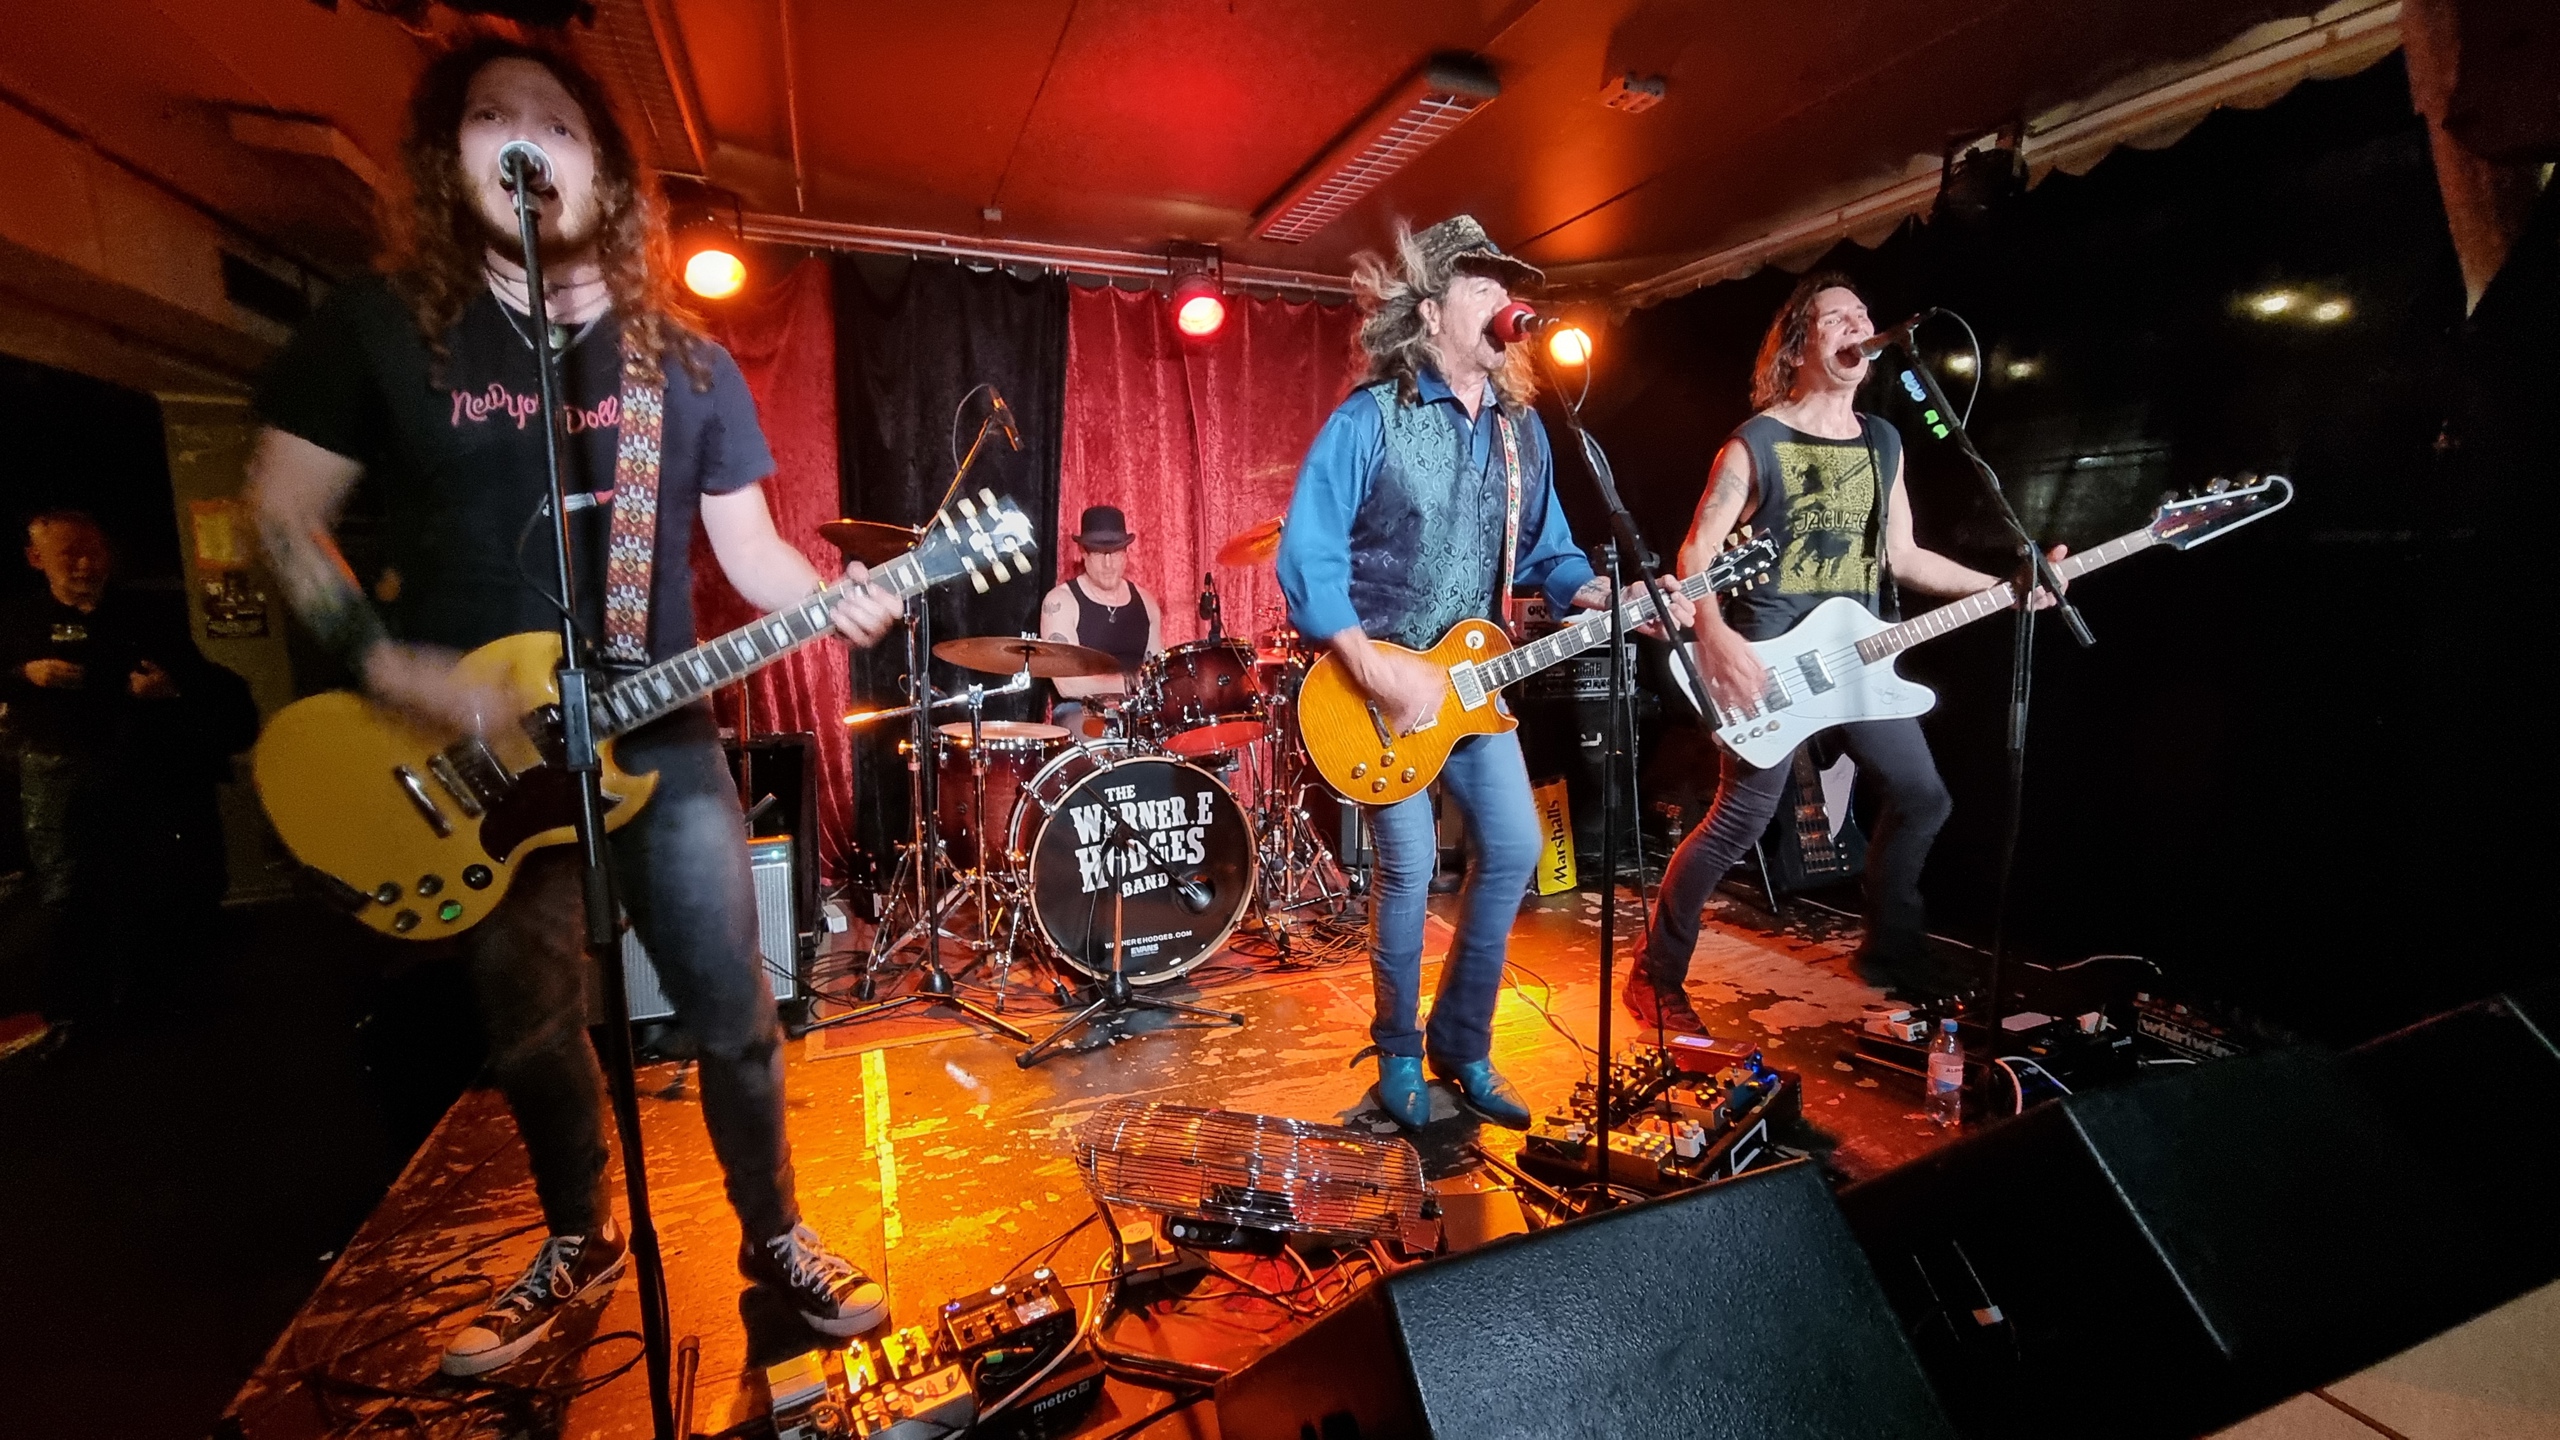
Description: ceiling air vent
xmin=1252 ymin=54 xmax=1499 ymax=245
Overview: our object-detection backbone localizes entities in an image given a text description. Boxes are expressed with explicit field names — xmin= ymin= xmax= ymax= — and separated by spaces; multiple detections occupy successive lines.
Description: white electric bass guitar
xmin=1672 ymin=474 xmax=2293 ymax=769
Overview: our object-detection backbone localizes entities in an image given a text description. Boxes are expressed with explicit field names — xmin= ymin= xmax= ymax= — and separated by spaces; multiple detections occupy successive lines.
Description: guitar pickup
xmin=1449 ymin=662 xmax=1490 ymax=712
xmin=426 ymin=752 xmax=486 ymax=817
xmin=1793 ymin=651 xmax=1833 ymax=695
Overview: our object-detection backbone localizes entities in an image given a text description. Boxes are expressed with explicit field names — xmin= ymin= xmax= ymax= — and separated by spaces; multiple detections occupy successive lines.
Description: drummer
xmin=1040 ymin=505 xmax=1161 ymax=738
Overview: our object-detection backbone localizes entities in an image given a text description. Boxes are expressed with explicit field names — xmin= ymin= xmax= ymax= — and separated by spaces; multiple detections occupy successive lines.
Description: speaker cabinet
xmin=621 ymin=835 xmax=797 ymax=1023
xmin=1215 ymin=1159 xmax=1955 ymax=1440
xmin=1839 ymin=1048 xmax=2469 ymax=1440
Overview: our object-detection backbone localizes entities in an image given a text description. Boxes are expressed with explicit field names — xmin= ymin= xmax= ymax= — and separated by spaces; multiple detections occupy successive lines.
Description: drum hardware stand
xmin=504 ymin=142 xmax=682 ymax=1440
xmin=1016 ymin=810 xmax=1246 ymax=1067
xmin=813 ymin=408 xmax=1030 ymax=1044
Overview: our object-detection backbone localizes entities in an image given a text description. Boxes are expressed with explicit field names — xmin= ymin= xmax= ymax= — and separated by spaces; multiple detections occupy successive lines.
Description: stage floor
xmin=218 ymin=883 xmax=1960 ymax=1439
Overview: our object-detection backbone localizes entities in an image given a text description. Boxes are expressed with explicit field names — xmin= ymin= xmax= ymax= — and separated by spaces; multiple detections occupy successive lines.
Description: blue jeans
xmin=1366 ymin=729 xmax=1543 ymax=1063
xmin=463 ymin=705 xmax=798 ymax=1241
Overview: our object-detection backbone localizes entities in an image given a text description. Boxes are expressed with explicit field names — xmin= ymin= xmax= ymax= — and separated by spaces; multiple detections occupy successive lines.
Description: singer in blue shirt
xmin=1276 ymin=216 xmax=1688 ymax=1130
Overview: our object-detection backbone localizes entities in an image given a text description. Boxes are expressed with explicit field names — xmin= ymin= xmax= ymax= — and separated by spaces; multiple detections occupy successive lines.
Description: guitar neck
xmin=1470 ymin=567 xmax=1728 ymax=693
xmin=1853 ymin=528 xmax=2156 ymax=665
xmin=593 ymin=547 xmax=933 ymax=739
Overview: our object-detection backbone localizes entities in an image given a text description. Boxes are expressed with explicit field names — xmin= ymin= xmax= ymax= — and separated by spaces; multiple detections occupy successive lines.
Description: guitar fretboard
xmin=594 ymin=550 xmax=931 ymax=738
xmin=1473 ymin=563 xmax=1739 ymax=692
xmin=1853 ymin=529 xmax=2155 ymax=665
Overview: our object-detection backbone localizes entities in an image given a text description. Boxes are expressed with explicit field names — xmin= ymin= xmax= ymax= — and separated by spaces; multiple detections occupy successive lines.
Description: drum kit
xmin=824 ymin=510 xmax=1355 ymax=1061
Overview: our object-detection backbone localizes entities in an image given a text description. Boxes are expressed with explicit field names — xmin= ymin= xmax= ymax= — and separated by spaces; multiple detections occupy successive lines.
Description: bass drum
xmin=1010 ymin=743 xmax=1257 ymax=985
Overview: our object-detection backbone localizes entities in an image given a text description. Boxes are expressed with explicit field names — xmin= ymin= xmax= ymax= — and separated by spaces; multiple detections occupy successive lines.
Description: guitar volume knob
xmin=1371 ymin=778 xmax=1387 ymax=793
xmin=1351 ymin=763 xmax=1368 ymax=778
xmin=1401 ymin=767 xmax=1417 ymax=783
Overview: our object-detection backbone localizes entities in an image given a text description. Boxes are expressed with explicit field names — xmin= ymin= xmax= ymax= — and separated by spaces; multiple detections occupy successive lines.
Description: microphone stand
xmin=1534 ymin=347 xmax=1715 ymax=1213
xmin=1880 ymin=332 xmax=2091 ymax=1049
xmin=506 ymin=153 xmax=680 ymax=1440
xmin=1014 ymin=810 xmax=1244 ymax=1068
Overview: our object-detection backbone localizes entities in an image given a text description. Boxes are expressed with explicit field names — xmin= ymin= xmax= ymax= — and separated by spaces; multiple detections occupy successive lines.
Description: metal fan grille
xmin=1074 ymin=1101 xmax=1434 ymax=1248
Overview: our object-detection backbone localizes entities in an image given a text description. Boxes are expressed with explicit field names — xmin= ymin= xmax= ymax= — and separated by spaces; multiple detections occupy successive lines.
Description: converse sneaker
xmin=740 ymin=1223 xmax=889 ymax=1337
xmin=441 ymin=1221 xmax=628 ymax=1377
xmin=1623 ymin=969 xmax=1710 ymax=1036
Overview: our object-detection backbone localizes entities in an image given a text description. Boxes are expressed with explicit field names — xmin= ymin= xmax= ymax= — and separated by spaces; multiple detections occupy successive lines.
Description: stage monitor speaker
xmin=2343 ymin=981 xmax=2560 ymax=1321
xmin=1838 ymin=1047 xmax=2471 ymax=1440
xmin=727 ymin=732 xmax=821 ymax=964
xmin=1215 ymin=1159 xmax=1956 ymax=1440
xmin=622 ymin=835 xmax=797 ymax=1023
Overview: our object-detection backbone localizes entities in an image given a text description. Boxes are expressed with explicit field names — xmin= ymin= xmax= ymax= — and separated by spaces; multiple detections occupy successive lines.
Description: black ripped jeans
xmin=1643 ymin=717 xmax=1953 ymax=984
xmin=464 ymin=705 xmax=797 ymax=1243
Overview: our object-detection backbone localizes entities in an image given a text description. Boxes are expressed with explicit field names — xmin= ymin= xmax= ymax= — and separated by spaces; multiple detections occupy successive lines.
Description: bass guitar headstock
xmin=2149 ymin=473 xmax=2293 ymax=551
xmin=1710 ymin=527 xmax=1778 ymax=591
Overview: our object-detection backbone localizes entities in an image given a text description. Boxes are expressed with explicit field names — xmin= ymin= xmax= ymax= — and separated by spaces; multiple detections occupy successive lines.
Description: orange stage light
xmin=683 ymin=245 xmax=747 ymax=300
xmin=1548 ymin=325 xmax=1594 ymax=367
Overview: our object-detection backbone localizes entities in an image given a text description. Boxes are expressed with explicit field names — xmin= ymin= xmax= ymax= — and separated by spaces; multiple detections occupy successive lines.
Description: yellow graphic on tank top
xmin=1769 ymin=439 xmax=1880 ymax=596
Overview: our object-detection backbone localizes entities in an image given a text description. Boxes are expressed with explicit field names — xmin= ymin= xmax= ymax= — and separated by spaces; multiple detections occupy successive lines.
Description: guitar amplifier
xmin=622 ymin=835 xmax=798 ymax=1022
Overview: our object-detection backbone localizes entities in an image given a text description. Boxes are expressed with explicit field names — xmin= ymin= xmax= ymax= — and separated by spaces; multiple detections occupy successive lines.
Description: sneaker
xmin=1623 ymin=970 xmax=1710 ymax=1036
xmin=741 ymin=1223 xmax=889 ymax=1337
xmin=442 ymin=1221 xmax=628 ymax=1377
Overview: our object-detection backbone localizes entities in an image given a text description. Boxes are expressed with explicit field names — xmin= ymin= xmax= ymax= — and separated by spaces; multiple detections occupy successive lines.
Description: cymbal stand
xmin=816 ymin=578 xmax=1028 ymax=1043
xmin=1016 ymin=810 xmax=1244 ymax=1067
xmin=957 ymin=666 xmax=1042 ymax=1010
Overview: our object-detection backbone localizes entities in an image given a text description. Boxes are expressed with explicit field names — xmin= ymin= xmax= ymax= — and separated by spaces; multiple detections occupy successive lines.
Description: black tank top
xmin=1719 ymin=412 xmax=1902 ymax=642
xmin=1070 ymin=579 xmax=1150 ymax=676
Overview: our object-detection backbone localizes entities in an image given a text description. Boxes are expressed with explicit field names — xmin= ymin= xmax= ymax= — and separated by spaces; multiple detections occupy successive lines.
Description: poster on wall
xmin=189 ymin=498 xmax=270 ymax=639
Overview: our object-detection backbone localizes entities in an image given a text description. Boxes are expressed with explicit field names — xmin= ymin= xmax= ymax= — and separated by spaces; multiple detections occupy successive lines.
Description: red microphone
xmin=1487 ymin=300 xmax=1567 ymax=346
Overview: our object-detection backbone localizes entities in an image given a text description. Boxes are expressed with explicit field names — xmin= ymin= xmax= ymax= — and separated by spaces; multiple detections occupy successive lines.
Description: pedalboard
xmin=938 ymin=1266 xmax=1077 ymax=1371
xmin=1519 ymin=1043 xmax=1799 ymax=1195
xmin=767 ymin=1325 xmax=976 ymax=1440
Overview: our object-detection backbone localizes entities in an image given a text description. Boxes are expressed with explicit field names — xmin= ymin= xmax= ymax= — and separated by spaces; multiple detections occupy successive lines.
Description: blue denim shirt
xmin=1277 ymin=369 xmax=1595 ymax=649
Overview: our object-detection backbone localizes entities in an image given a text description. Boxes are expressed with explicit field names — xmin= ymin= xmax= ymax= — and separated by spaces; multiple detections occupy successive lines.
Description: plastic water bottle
xmin=1926 ymin=1018 xmax=1965 ymax=1128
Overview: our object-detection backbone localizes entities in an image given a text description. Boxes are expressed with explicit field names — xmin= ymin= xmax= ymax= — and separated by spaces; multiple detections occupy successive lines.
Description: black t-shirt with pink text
xmin=253 ymin=273 xmax=772 ymax=664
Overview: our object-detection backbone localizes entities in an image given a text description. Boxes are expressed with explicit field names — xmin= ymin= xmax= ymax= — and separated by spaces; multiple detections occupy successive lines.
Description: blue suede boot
xmin=1428 ymin=1057 xmax=1532 ymax=1130
xmin=1372 ymin=1053 xmax=1430 ymax=1129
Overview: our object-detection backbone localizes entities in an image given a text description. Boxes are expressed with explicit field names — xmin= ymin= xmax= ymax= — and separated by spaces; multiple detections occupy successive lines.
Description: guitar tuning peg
xmin=2206 ymin=476 xmax=2230 ymax=493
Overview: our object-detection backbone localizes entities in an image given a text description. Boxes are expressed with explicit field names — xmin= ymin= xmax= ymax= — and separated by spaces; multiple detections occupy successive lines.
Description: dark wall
xmin=0 ymin=354 xmax=181 ymax=592
xmin=1552 ymin=58 xmax=2557 ymax=1043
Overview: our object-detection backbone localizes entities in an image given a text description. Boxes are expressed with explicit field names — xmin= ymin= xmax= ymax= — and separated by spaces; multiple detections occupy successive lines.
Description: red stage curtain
xmin=695 ymin=257 xmax=855 ymax=881
xmin=1057 ymin=284 xmax=1364 ymax=652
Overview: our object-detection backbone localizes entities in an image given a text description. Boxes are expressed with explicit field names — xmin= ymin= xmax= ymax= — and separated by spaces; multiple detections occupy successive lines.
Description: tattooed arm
xmin=1674 ymin=438 xmax=1771 ymax=710
xmin=246 ymin=426 xmax=510 ymax=733
xmin=1041 ymin=583 xmax=1123 ymax=699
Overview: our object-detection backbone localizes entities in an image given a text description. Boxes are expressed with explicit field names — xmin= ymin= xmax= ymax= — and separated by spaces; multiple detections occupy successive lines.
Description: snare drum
xmin=934 ymin=720 xmax=1069 ymax=870
xmin=1136 ymin=638 xmax=1265 ymax=757
xmin=1008 ymin=743 xmax=1256 ymax=984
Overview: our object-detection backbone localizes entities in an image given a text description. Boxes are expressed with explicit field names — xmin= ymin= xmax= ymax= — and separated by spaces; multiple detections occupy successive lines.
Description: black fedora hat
xmin=1073 ymin=505 xmax=1133 ymax=551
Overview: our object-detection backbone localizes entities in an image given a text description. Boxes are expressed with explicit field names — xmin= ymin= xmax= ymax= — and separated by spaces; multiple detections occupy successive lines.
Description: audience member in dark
xmin=0 ymin=510 xmax=255 ymax=1039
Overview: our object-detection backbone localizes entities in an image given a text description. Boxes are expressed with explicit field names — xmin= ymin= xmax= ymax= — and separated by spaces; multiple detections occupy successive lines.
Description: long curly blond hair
xmin=1350 ymin=223 xmax=1536 ymax=409
xmin=383 ymin=34 xmax=709 ymax=392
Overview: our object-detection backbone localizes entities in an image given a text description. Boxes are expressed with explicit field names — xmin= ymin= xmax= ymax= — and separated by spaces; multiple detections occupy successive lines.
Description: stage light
xmin=1172 ymin=275 xmax=1227 ymax=340
xmin=1941 ymin=352 xmax=1976 ymax=376
xmin=684 ymin=245 xmax=747 ymax=300
xmin=2249 ymin=289 xmax=2298 ymax=317
xmin=2311 ymin=297 xmax=2351 ymax=323
xmin=2003 ymin=358 xmax=2041 ymax=381
xmin=1547 ymin=326 xmax=1594 ymax=367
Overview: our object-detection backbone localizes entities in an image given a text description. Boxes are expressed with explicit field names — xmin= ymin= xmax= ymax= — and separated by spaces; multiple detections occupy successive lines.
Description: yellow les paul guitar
xmin=253 ymin=490 xmax=1036 ymax=939
xmin=1296 ymin=533 xmax=1776 ymax=806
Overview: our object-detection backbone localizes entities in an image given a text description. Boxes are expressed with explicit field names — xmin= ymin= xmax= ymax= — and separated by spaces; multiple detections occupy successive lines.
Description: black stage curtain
xmin=833 ymin=255 xmax=1069 ymax=881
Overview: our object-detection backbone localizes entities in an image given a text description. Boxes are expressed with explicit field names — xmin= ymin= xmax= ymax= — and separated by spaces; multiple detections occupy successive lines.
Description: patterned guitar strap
xmin=1495 ymin=407 xmax=1525 ymax=613
xmin=599 ymin=343 xmax=667 ymax=668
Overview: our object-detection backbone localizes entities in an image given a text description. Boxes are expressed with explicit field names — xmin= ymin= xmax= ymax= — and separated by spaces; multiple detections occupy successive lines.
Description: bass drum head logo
xmin=1028 ymin=756 xmax=1256 ymax=986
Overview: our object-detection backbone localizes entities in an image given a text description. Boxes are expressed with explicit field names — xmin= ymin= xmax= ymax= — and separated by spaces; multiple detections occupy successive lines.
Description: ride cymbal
xmin=817 ymin=519 xmax=919 ymax=568
xmin=933 ymin=635 xmax=1123 ymax=678
xmin=1215 ymin=515 xmax=1285 ymax=568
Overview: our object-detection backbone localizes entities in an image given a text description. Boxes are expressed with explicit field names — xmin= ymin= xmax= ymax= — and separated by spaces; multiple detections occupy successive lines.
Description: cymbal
xmin=817 ymin=518 xmax=918 ymax=568
xmin=1216 ymin=515 xmax=1285 ymax=567
xmin=934 ymin=635 xmax=1123 ymax=678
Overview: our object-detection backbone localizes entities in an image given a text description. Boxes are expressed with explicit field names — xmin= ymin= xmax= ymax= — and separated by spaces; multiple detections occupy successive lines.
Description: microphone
xmin=1843 ymin=309 xmax=1937 ymax=364
xmin=1199 ymin=573 xmax=1222 ymax=640
xmin=496 ymin=139 xmax=556 ymax=196
xmin=1487 ymin=300 xmax=1567 ymax=347
xmin=988 ymin=390 xmax=1023 ymax=452
xmin=1174 ymin=874 xmax=1215 ymax=914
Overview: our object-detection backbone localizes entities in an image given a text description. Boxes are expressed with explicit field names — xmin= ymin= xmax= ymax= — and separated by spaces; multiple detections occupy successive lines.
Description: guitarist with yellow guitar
xmin=1275 ymin=216 xmax=1698 ymax=1133
xmin=245 ymin=39 xmax=917 ymax=1377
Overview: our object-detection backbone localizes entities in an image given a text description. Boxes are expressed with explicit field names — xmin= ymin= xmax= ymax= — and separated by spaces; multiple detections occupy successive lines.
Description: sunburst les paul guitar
xmin=1298 ymin=532 xmax=1778 ymax=806
xmin=1668 ymin=474 xmax=2294 ymax=768
xmin=253 ymin=490 xmax=1036 ymax=940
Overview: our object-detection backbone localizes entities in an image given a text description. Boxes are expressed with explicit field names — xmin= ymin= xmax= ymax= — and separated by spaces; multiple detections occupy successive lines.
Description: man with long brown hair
xmin=1275 ymin=216 xmax=1668 ymax=1130
xmin=247 ymin=37 xmax=903 ymax=1376
xmin=1625 ymin=273 xmax=2064 ymax=1030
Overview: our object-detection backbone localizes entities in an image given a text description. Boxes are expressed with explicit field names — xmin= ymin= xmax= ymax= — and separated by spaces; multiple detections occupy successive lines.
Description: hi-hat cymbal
xmin=1216 ymin=515 xmax=1285 ymax=567
xmin=817 ymin=519 xmax=918 ymax=568
xmin=934 ymin=635 xmax=1123 ymax=678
